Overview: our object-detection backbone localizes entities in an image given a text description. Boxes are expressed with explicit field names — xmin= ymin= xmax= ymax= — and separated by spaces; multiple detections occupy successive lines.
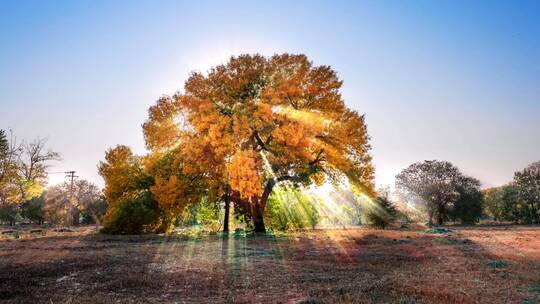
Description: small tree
xmin=101 ymin=191 xmax=165 ymax=234
xmin=98 ymin=145 xmax=170 ymax=233
xmin=20 ymin=194 xmax=45 ymax=224
xmin=483 ymin=186 xmax=507 ymax=221
xmin=364 ymin=196 xmax=397 ymax=229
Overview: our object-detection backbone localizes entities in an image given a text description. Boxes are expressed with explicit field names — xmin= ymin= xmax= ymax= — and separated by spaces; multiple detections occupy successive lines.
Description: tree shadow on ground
xmin=0 ymin=228 xmax=539 ymax=303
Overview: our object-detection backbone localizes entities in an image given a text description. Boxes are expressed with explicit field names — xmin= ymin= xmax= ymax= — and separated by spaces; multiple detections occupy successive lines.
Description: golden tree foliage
xmin=228 ymin=149 xmax=263 ymax=199
xmin=139 ymin=53 xmax=374 ymax=231
xmin=98 ymin=145 xmax=148 ymax=205
xmin=150 ymin=176 xmax=186 ymax=216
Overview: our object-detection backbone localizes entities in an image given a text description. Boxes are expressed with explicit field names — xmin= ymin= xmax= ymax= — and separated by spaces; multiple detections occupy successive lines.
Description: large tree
xmin=396 ymin=160 xmax=481 ymax=226
xmin=141 ymin=54 xmax=374 ymax=232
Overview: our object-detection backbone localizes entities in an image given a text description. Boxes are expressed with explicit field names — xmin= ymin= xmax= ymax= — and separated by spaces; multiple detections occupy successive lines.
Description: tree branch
xmin=253 ymin=130 xmax=268 ymax=151
xmin=309 ymin=149 xmax=325 ymax=165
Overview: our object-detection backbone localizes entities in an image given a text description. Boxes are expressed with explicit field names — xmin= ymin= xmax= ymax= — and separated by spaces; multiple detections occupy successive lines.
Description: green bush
xmin=266 ymin=187 xmax=319 ymax=231
xmin=194 ymin=198 xmax=222 ymax=232
xmin=425 ymin=227 xmax=452 ymax=234
xmin=101 ymin=191 xmax=166 ymax=234
xmin=487 ymin=260 xmax=509 ymax=268
xmin=364 ymin=196 xmax=397 ymax=229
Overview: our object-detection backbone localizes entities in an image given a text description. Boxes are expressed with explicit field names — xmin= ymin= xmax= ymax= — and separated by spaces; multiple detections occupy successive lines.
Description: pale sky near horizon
xmin=1 ymin=1 xmax=539 ymax=189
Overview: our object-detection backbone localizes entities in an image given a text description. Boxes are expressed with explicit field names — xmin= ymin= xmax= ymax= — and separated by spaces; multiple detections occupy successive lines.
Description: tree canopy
xmin=0 ymin=130 xmax=59 ymax=224
xmin=102 ymin=53 xmax=375 ymax=232
xmin=396 ymin=160 xmax=482 ymax=225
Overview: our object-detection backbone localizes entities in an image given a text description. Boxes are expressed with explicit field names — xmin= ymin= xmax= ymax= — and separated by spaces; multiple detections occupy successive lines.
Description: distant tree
xmin=0 ymin=129 xmax=21 ymax=210
xmin=483 ymin=186 xmax=507 ymax=221
xmin=193 ymin=197 xmax=223 ymax=232
xmin=71 ymin=180 xmax=108 ymax=225
xmin=20 ymin=194 xmax=45 ymax=224
xmin=396 ymin=160 xmax=481 ymax=226
xmin=512 ymin=161 xmax=540 ymax=224
xmin=0 ymin=131 xmax=58 ymax=225
xmin=43 ymin=179 xmax=106 ymax=226
xmin=15 ymin=138 xmax=60 ymax=202
xmin=450 ymin=182 xmax=483 ymax=224
xmin=0 ymin=129 xmax=17 ymax=225
xmin=364 ymin=196 xmax=397 ymax=229
xmin=484 ymin=163 xmax=540 ymax=224
xmin=499 ymin=184 xmax=521 ymax=223
xmin=0 ymin=203 xmax=17 ymax=225
xmin=43 ymin=184 xmax=75 ymax=225
xmin=81 ymin=194 xmax=108 ymax=225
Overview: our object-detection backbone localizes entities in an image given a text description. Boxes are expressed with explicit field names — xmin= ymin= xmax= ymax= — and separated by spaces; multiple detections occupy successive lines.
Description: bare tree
xmin=16 ymin=138 xmax=60 ymax=202
xmin=44 ymin=179 xmax=107 ymax=226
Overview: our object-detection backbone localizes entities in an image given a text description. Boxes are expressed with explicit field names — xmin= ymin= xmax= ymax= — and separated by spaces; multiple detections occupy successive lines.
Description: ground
xmin=0 ymin=225 xmax=539 ymax=304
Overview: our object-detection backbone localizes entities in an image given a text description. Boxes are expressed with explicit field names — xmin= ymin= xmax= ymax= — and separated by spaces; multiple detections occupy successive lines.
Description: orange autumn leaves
xmin=137 ymin=53 xmax=374 ymax=215
xmin=150 ymin=176 xmax=185 ymax=215
xmin=228 ymin=150 xmax=263 ymax=199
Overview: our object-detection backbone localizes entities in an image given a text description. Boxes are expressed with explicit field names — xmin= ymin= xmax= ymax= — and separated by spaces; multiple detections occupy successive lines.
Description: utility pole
xmin=65 ymin=171 xmax=78 ymax=193
xmin=65 ymin=171 xmax=78 ymax=226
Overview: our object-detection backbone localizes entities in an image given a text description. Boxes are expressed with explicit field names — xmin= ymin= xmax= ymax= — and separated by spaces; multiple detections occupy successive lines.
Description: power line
xmin=65 ymin=171 xmax=78 ymax=193
xmin=48 ymin=170 xmax=79 ymax=188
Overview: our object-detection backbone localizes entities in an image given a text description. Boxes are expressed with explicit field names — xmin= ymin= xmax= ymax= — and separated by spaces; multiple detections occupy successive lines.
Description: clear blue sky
xmin=1 ymin=0 xmax=539 ymax=188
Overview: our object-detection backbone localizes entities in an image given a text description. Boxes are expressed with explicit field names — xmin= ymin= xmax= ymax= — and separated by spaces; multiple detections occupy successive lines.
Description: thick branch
xmin=253 ymin=131 xmax=268 ymax=151
xmin=261 ymin=174 xmax=303 ymax=204
xmin=309 ymin=149 xmax=325 ymax=165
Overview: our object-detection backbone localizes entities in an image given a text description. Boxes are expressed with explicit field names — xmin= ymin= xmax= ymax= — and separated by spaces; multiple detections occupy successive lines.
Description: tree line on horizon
xmin=0 ymin=129 xmax=107 ymax=226
xmin=394 ymin=160 xmax=540 ymax=227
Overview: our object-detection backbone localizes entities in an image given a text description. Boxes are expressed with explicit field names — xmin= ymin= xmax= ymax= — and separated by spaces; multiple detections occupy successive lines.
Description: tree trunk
xmin=436 ymin=204 xmax=445 ymax=225
xmin=252 ymin=201 xmax=265 ymax=233
xmin=427 ymin=210 xmax=433 ymax=227
xmin=223 ymin=185 xmax=230 ymax=233
xmin=251 ymin=178 xmax=278 ymax=233
xmin=436 ymin=215 xmax=444 ymax=226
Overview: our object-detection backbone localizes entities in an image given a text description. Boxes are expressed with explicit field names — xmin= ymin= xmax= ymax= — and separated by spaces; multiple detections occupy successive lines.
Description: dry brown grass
xmin=0 ymin=225 xmax=539 ymax=303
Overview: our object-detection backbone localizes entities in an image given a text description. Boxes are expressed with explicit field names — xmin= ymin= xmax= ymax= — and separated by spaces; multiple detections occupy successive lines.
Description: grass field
xmin=1 ymin=225 xmax=539 ymax=303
